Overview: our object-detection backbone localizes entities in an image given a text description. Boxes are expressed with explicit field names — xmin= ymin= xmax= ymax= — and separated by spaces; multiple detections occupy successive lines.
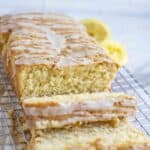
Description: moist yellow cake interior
xmin=18 ymin=63 xmax=117 ymax=97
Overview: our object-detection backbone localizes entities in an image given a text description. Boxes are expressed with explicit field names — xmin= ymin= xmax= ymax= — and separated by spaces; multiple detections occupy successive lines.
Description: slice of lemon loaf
xmin=22 ymin=92 xmax=136 ymax=129
xmin=0 ymin=13 xmax=119 ymax=98
xmin=28 ymin=122 xmax=150 ymax=150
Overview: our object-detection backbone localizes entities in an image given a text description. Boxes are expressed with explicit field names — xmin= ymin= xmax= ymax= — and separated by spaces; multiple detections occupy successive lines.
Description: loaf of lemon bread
xmin=28 ymin=122 xmax=150 ymax=150
xmin=22 ymin=92 xmax=136 ymax=129
xmin=0 ymin=13 xmax=119 ymax=98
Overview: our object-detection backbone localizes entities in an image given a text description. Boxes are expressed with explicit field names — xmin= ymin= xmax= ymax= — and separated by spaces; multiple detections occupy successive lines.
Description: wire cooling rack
xmin=0 ymin=61 xmax=150 ymax=150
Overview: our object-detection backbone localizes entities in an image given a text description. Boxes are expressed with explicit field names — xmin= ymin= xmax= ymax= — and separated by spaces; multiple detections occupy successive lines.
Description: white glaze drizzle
xmin=0 ymin=13 xmax=111 ymax=68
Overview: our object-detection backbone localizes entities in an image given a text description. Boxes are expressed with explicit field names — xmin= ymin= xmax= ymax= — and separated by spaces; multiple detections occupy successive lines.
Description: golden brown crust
xmin=23 ymin=101 xmax=60 ymax=107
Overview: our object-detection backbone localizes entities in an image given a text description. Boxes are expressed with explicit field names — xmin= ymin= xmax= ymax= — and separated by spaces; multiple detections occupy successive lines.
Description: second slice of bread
xmin=22 ymin=92 xmax=136 ymax=129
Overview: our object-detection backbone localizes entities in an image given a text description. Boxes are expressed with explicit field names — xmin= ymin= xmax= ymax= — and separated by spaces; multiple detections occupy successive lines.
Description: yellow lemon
xmin=81 ymin=18 xmax=111 ymax=43
xmin=81 ymin=18 xmax=128 ymax=66
xmin=101 ymin=40 xmax=128 ymax=66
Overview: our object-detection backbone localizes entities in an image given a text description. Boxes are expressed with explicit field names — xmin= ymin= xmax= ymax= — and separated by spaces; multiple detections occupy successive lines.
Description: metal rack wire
xmin=0 ymin=60 xmax=150 ymax=150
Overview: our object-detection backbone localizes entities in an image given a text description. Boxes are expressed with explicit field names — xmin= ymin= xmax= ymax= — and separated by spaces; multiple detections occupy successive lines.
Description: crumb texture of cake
xmin=27 ymin=122 xmax=150 ymax=150
xmin=0 ymin=13 xmax=119 ymax=98
xmin=22 ymin=92 xmax=136 ymax=129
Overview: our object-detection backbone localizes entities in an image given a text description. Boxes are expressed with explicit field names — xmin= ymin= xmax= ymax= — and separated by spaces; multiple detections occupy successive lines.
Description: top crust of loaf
xmin=0 ymin=13 xmax=118 ymax=68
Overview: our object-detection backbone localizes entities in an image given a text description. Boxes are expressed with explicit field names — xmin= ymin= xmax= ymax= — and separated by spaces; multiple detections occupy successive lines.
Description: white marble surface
xmin=0 ymin=0 xmax=150 ymax=90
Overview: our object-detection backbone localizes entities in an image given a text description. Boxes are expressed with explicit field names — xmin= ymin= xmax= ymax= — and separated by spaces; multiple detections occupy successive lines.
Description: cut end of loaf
xmin=17 ymin=63 xmax=118 ymax=98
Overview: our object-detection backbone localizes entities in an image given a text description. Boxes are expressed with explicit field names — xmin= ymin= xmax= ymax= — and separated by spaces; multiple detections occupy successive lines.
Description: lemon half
xmin=81 ymin=18 xmax=128 ymax=66
xmin=101 ymin=40 xmax=128 ymax=66
xmin=81 ymin=18 xmax=111 ymax=43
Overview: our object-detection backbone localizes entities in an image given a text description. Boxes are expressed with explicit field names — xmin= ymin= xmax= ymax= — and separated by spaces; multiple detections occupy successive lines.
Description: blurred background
xmin=0 ymin=0 xmax=150 ymax=91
